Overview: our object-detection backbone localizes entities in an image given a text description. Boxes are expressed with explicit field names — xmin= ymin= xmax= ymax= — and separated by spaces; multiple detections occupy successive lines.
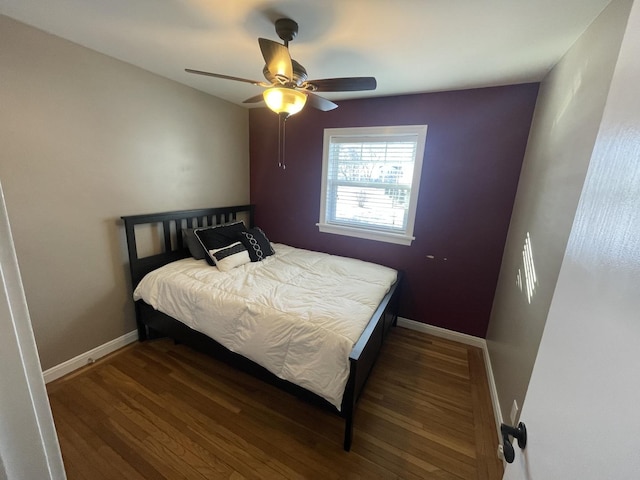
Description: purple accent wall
xmin=249 ymin=84 xmax=538 ymax=338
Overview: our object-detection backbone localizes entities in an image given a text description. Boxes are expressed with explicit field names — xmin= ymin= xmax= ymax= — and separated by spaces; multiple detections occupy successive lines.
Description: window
xmin=318 ymin=125 xmax=427 ymax=246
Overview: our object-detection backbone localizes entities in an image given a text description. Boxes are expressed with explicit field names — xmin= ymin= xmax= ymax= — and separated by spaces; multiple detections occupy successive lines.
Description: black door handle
xmin=501 ymin=422 xmax=527 ymax=463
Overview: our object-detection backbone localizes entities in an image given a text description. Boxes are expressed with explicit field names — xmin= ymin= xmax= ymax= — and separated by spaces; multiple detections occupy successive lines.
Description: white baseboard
xmin=397 ymin=318 xmax=503 ymax=439
xmin=397 ymin=317 xmax=486 ymax=348
xmin=43 ymin=330 xmax=138 ymax=384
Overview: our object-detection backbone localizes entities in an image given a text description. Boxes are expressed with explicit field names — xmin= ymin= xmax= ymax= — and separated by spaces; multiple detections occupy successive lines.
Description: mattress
xmin=133 ymin=243 xmax=398 ymax=409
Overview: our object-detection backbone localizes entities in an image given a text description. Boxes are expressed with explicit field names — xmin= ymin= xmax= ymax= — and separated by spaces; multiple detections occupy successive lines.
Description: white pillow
xmin=209 ymin=242 xmax=250 ymax=272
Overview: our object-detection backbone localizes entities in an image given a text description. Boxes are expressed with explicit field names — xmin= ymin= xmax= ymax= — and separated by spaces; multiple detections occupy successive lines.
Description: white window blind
xmin=319 ymin=125 xmax=427 ymax=245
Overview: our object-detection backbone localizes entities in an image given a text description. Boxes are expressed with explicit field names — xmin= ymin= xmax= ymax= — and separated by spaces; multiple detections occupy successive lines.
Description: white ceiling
xmin=1 ymin=0 xmax=612 ymax=107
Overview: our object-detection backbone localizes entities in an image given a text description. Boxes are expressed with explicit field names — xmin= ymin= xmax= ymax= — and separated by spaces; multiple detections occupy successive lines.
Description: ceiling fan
xmin=185 ymin=18 xmax=377 ymax=117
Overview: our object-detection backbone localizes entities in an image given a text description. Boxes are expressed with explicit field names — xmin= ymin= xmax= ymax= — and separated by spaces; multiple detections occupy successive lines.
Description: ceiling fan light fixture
xmin=263 ymin=87 xmax=307 ymax=116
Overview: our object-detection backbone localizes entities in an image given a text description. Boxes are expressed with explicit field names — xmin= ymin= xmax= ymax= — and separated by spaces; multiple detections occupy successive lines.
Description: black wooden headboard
xmin=121 ymin=204 xmax=255 ymax=289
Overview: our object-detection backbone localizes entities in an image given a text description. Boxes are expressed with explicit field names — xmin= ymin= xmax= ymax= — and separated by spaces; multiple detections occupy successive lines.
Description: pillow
xmin=238 ymin=227 xmax=275 ymax=262
xmin=194 ymin=221 xmax=247 ymax=266
xmin=182 ymin=228 xmax=206 ymax=260
xmin=209 ymin=242 xmax=250 ymax=272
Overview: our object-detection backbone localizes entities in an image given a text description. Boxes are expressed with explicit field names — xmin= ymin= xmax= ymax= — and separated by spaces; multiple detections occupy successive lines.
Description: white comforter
xmin=133 ymin=243 xmax=397 ymax=409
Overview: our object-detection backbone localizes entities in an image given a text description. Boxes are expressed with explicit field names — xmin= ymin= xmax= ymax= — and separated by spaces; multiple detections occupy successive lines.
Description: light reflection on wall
xmin=516 ymin=232 xmax=538 ymax=303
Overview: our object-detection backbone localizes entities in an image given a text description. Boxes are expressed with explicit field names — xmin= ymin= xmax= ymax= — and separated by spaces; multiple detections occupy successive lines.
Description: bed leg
xmin=137 ymin=320 xmax=148 ymax=341
xmin=134 ymin=303 xmax=148 ymax=341
xmin=343 ymin=360 xmax=357 ymax=451
xmin=343 ymin=414 xmax=353 ymax=451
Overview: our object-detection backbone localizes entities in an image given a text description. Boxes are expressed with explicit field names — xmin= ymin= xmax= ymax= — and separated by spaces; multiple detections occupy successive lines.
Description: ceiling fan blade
xmin=258 ymin=38 xmax=293 ymax=81
xmin=242 ymin=94 xmax=265 ymax=104
xmin=306 ymin=92 xmax=338 ymax=112
xmin=185 ymin=69 xmax=268 ymax=87
xmin=307 ymin=77 xmax=377 ymax=92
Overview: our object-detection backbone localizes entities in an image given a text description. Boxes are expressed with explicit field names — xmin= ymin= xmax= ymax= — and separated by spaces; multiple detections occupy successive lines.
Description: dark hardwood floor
xmin=47 ymin=326 xmax=503 ymax=479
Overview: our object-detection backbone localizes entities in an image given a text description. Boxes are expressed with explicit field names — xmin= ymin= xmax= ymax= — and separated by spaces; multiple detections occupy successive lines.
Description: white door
xmin=0 ymin=181 xmax=66 ymax=479
xmin=503 ymin=2 xmax=640 ymax=478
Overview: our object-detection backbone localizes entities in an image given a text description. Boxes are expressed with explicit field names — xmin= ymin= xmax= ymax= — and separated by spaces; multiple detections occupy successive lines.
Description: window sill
xmin=316 ymin=223 xmax=414 ymax=246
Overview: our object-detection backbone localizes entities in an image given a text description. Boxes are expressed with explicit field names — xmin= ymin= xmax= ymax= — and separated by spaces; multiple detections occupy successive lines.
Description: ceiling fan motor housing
xmin=263 ymin=60 xmax=308 ymax=86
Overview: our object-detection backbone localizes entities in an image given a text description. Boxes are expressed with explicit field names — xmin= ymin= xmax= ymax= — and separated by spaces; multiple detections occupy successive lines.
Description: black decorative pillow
xmin=194 ymin=221 xmax=247 ymax=266
xmin=208 ymin=242 xmax=251 ymax=272
xmin=238 ymin=227 xmax=275 ymax=262
xmin=182 ymin=228 xmax=206 ymax=260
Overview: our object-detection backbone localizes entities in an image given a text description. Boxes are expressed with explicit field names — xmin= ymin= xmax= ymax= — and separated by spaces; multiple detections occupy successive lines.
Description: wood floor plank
xmin=49 ymin=397 xmax=147 ymax=480
xmin=52 ymin=384 xmax=177 ymax=480
xmin=113 ymin=348 xmax=368 ymax=479
xmin=99 ymin=364 xmax=300 ymax=480
xmin=48 ymin=326 xmax=504 ymax=479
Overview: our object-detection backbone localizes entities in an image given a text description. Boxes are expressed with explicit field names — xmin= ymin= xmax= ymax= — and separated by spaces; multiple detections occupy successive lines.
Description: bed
xmin=121 ymin=204 xmax=402 ymax=450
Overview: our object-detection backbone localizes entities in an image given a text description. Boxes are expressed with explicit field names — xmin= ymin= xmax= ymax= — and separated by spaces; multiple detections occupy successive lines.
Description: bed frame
xmin=121 ymin=204 xmax=401 ymax=451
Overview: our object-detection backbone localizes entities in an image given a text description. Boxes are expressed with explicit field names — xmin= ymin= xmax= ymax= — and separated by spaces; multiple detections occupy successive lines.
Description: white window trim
xmin=318 ymin=125 xmax=427 ymax=246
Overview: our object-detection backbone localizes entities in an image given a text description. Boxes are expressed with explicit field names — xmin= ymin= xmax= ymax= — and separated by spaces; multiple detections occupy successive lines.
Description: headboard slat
xmin=162 ymin=220 xmax=172 ymax=252
xmin=176 ymin=219 xmax=185 ymax=249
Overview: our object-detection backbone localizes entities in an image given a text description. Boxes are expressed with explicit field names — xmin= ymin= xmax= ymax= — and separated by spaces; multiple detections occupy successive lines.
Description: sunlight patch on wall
xmin=516 ymin=232 xmax=538 ymax=303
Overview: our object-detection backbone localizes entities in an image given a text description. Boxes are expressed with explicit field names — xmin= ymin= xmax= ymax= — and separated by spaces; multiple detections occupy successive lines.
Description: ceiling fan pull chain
xmin=277 ymin=113 xmax=282 ymax=168
xmin=278 ymin=113 xmax=288 ymax=169
xmin=282 ymin=115 xmax=287 ymax=169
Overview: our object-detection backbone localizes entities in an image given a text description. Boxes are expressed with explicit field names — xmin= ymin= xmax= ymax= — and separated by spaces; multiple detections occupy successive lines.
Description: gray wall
xmin=486 ymin=0 xmax=632 ymax=421
xmin=0 ymin=15 xmax=250 ymax=370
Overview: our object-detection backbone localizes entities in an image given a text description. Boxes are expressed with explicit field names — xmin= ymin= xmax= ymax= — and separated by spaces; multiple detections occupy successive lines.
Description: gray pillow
xmin=182 ymin=228 xmax=206 ymax=260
